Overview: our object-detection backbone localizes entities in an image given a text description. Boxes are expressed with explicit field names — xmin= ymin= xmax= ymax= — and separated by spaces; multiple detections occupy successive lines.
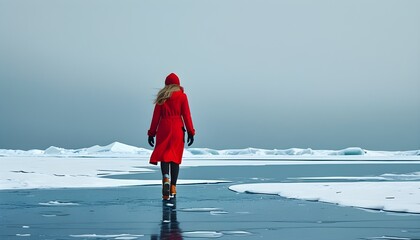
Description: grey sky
xmin=0 ymin=0 xmax=419 ymax=151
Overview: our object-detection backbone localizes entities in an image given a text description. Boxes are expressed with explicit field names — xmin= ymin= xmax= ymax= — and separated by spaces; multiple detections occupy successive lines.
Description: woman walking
xmin=148 ymin=73 xmax=195 ymax=200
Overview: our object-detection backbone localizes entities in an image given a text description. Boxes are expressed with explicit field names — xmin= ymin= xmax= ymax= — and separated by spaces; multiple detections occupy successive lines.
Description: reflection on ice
xmin=152 ymin=200 xmax=247 ymax=239
xmin=151 ymin=198 xmax=182 ymax=240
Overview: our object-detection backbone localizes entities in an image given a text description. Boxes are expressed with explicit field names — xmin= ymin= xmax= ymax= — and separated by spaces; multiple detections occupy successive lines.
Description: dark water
xmin=1 ymin=163 xmax=420 ymax=239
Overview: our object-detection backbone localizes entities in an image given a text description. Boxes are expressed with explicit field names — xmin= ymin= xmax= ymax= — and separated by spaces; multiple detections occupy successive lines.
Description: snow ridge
xmin=0 ymin=142 xmax=419 ymax=157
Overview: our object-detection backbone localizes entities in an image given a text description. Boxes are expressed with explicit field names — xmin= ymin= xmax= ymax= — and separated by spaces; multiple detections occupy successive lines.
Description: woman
xmin=148 ymin=73 xmax=195 ymax=200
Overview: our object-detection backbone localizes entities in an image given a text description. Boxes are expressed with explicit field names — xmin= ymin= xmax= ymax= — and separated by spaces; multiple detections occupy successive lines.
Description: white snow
xmin=0 ymin=157 xmax=229 ymax=190
xmin=38 ymin=201 xmax=80 ymax=206
xmin=182 ymin=231 xmax=223 ymax=238
xmin=229 ymin=181 xmax=420 ymax=214
xmin=1 ymin=154 xmax=420 ymax=190
xmin=16 ymin=234 xmax=30 ymax=237
xmin=289 ymin=176 xmax=388 ymax=181
xmin=366 ymin=237 xmax=412 ymax=240
xmin=0 ymin=142 xmax=419 ymax=160
xmin=177 ymin=207 xmax=228 ymax=215
xmin=181 ymin=231 xmax=251 ymax=238
xmin=1 ymin=142 xmax=420 ymax=216
xmin=289 ymin=172 xmax=420 ymax=181
xmin=210 ymin=210 xmax=229 ymax=215
xmin=222 ymin=231 xmax=252 ymax=236
xmin=39 ymin=201 xmax=80 ymax=206
xmin=178 ymin=208 xmax=222 ymax=212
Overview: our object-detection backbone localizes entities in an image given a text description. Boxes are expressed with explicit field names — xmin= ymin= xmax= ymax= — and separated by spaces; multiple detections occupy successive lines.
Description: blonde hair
xmin=155 ymin=84 xmax=181 ymax=105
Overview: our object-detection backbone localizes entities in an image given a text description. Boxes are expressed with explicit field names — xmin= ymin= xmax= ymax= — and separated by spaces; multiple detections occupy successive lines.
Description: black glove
xmin=148 ymin=136 xmax=155 ymax=147
xmin=187 ymin=133 xmax=194 ymax=146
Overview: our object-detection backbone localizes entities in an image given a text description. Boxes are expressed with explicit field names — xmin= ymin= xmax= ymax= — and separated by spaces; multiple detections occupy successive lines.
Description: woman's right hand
xmin=148 ymin=136 xmax=155 ymax=147
xmin=187 ymin=133 xmax=194 ymax=146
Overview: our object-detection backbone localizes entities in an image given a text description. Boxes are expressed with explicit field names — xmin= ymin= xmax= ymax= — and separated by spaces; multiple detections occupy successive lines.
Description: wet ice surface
xmin=1 ymin=163 xmax=420 ymax=239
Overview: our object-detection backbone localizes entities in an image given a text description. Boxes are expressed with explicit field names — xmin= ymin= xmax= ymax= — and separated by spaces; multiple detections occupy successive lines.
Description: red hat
xmin=165 ymin=73 xmax=180 ymax=85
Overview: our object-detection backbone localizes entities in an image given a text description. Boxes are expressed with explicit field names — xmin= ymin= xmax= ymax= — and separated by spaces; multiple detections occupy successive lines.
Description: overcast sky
xmin=0 ymin=0 xmax=419 ymax=151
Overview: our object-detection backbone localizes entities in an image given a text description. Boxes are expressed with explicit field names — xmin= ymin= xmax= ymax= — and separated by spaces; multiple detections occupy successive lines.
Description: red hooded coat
xmin=148 ymin=86 xmax=195 ymax=165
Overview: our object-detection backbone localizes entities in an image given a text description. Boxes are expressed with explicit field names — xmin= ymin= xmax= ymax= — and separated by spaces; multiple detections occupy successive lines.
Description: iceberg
xmin=334 ymin=147 xmax=366 ymax=155
xmin=85 ymin=142 xmax=140 ymax=154
xmin=44 ymin=146 xmax=69 ymax=155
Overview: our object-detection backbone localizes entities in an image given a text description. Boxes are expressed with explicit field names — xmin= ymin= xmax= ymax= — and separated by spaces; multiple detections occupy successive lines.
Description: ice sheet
xmin=229 ymin=181 xmax=420 ymax=214
xmin=1 ymin=156 xmax=420 ymax=190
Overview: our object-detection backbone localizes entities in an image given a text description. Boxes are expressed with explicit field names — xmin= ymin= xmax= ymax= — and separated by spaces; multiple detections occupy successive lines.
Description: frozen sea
xmin=2 ymin=160 xmax=420 ymax=240
xmin=0 ymin=142 xmax=420 ymax=240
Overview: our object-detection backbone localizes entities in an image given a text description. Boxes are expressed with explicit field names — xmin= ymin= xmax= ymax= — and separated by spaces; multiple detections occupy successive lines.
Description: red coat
xmin=148 ymin=89 xmax=195 ymax=165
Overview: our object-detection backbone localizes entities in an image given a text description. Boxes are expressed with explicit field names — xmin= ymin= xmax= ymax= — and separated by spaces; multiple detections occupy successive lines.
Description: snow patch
xmin=222 ymin=231 xmax=252 ymax=236
xmin=366 ymin=237 xmax=413 ymax=240
xmin=39 ymin=201 xmax=80 ymax=206
xmin=380 ymin=172 xmax=420 ymax=181
xmin=0 ymin=156 xmax=229 ymax=190
xmin=69 ymin=234 xmax=143 ymax=239
xmin=16 ymin=234 xmax=30 ymax=237
xmin=289 ymin=172 xmax=420 ymax=181
xmin=229 ymin=181 xmax=420 ymax=214
xmin=289 ymin=176 xmax=388 ymax=181
xmin=181 ymin=230 xmax=250 ymax=238
xmin=182 ymin=231 xmax=223 ymax=238
xmin=210 ymin=210 xmax=229 ymax=215
xmin=178 ymin=208 xmax=222 ymax=212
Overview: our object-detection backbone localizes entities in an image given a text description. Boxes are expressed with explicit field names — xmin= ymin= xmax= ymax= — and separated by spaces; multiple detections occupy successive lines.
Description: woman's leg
xmin=160 ymin=161 xmax=170 ymax=177
xmin=160 ymin=162 xmax=170 ymax=199
xmin=170 ymin=162 xmax=179 ymax=186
